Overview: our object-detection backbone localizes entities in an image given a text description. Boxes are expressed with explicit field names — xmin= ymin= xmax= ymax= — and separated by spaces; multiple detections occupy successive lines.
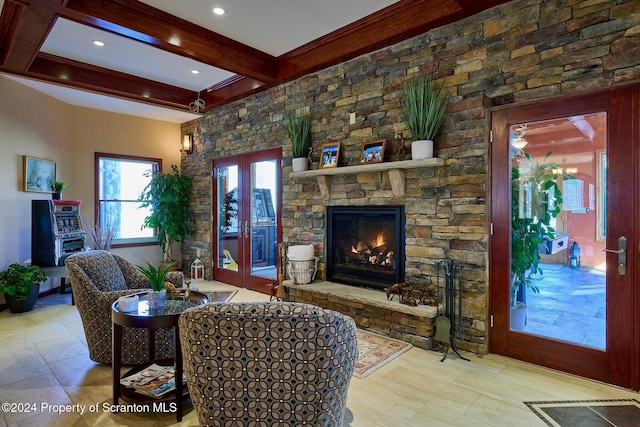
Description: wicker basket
xmin=287 ymin=258 xmax=318 ymax=284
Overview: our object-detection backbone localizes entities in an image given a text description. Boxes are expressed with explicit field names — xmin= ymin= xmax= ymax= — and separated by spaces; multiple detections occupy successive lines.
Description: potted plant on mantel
xmin=402 ymin=73 xmax=449 ymax=160
xmin=285 ymin=107 xmax=311 ymax=172
xmin=0 ymin=263 xmax=49 ymax=313
xmin=139 ymin=165 xmax=194 ymax=266
xmin=510 ymin=151 xmax=562 ymax=329
xmin=136 ymin=262 xmax=176 ymax=309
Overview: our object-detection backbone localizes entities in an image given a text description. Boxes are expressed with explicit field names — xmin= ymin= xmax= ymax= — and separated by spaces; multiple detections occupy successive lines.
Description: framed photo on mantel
xmin=320 ymin=142 xmax=340 ymax=169
xmin=23 ymin=156 xmax=56 ymax=193
xmin=360 ymin=139 xmax=386 ymax=165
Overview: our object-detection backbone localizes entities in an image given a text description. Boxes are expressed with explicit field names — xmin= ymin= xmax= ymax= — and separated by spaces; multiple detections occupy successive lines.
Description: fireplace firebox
xmin=326 ymin=205 xmax=405 ymax=290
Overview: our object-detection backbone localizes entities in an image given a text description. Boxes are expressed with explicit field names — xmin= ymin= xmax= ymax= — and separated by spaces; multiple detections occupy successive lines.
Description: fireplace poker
xmin=436 ymin=260 xmax=469 ymax=362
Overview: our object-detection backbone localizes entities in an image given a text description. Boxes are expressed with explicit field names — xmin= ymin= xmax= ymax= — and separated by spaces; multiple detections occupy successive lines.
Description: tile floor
xmin=1 ymin=281 xmax=639 ymax=427
xmin=519 ymin=262 xmax=606 ymax=349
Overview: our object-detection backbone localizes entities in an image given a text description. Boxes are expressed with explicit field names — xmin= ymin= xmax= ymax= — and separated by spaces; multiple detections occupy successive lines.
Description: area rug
xmin=525 ymin=399 xmax=640 ymax=427
xmin=353 ymin=329 xmax=412 ymax=378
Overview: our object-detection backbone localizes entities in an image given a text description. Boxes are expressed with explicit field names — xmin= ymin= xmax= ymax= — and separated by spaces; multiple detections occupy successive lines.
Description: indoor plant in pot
xmin=402 ymin=73 xmax=449 ymax=160
xmin=49 ymin=180 xmax=67 ymax=200
xmin=285 ymin=107 xmax=311 ymax=171
xmin=136 ymin=261 xmax=176 ymax=309
xmin=510 ymin=151 xmax=562 ymax=329
xmin=0 ymin=263 xmax=49 ymax=313
xmin=139 ymin=165 xmax=194 ymax=265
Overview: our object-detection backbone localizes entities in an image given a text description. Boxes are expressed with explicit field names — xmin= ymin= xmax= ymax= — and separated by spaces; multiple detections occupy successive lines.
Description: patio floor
xmin=515 ymin=262 xmax=606 ymax=349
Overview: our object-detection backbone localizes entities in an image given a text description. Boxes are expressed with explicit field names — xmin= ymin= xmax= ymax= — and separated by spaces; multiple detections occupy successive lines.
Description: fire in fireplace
xmin=326 ymin=205 xmax=405 ymax=290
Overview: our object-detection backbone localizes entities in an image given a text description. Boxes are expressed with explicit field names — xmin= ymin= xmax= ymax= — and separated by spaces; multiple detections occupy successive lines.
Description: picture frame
xmin=360 ymin=139 xmax=386 ymax=164
xmin=319 ymin=142 xmax=340 ymax=169
xmin=23 ymin=156 xmax=56 ymax=193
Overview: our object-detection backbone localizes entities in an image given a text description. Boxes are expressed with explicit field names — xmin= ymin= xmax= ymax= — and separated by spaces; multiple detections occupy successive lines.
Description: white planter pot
xmin=292 ymin=157 xmax=308 ymax=172
xmin=411 ymin=140 xmax=434 ymax=159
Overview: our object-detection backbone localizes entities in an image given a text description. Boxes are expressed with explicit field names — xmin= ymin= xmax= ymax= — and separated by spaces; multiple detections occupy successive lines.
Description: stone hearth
xmin=284 ymin=281 xmax=436 ymax=350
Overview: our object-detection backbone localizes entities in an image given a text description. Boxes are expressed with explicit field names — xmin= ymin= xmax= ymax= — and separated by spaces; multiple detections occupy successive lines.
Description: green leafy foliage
xmin=0 ymin=263 xmax=49 ymax=300
xmin=49 ymin=180 xmax=67 ymax=192
xmin=285 ymin=108 xmax=311 ymax=158
xmin=402 ymin=74 xmax=448 ymax=141
xmin=136 ymin=262 xmax=177 ymax=291
xmin=511 ymin=151 xmax=562 ymax=305
xmin=139 ymin=165 xmax=194 ymax=263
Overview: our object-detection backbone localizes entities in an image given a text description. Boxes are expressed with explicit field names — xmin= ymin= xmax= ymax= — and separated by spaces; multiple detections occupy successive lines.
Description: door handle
xmin=243 ymin=221 xmax=249 ymax=239
xmin=602 ymin=248 xmax=624 ymax=254
xmin=602 ymin=236 xmax=627 ymax=275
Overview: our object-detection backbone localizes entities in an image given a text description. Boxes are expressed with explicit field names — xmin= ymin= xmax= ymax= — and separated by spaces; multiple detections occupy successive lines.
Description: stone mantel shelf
xmin=289 ymin=157 xmax=444 ymax=198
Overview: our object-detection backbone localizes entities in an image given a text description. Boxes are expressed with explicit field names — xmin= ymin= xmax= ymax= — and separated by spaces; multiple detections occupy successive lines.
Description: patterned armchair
xmin=179 ymin=302 xmax=359 ymax=427
xmin=65 ymin=250 xmax=184 ymax=364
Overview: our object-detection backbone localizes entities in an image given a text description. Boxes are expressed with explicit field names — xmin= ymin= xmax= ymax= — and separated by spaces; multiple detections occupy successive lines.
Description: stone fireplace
xmin=282 ymin=161 xmax=445 ymax=350
xmin=326 ymin=205 xmax=405 ymax=290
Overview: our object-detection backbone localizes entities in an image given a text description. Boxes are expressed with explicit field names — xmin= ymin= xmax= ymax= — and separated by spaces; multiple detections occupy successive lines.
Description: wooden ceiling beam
xmin=60 ymin=0 xmax=278 ymax=84
xmin=278 ymin=0 xmax=508 ymax=79
xmin=0 ymin=0 xmax=66 ymax=71
xmin=0 ymin=0 xmax=512 ymax=112
xmin=202 ymin=75 xmax=269 ymax=111
xmin=28 ymin=53 xmax=195 ymax=111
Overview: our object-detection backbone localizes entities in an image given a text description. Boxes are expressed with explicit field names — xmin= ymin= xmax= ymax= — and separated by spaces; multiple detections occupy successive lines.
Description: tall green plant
xmin=511 ymin=151 xmax=562 ymax=305
xmin=285 ymin=108 xmax=311 ymax=158
xmin=402 ymin=74 xmax=448 ymax=141
xmin=139 ymin=165 xmax=194 ymax=263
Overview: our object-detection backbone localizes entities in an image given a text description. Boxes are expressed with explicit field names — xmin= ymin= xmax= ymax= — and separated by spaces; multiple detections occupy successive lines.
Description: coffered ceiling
xmin=0 ymin=0 xmax=509 ymax=123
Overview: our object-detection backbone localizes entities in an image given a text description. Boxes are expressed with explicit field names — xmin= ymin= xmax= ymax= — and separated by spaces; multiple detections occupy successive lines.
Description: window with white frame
xmin=96 ymin=153 xmax=161 ymax=246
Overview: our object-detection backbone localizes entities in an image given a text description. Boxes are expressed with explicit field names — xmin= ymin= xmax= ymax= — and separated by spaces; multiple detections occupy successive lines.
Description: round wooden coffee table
xmin=111 ymin=291 xmax=208 ymax=422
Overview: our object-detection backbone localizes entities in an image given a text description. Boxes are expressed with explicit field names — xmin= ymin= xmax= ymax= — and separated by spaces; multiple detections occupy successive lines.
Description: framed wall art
xmin=320 ymin=142 xmax=340 ymax=169
xmin=360 ymin=139 xmax=386 ymax=164
xmin=24 ymin=156 xmax=56 ymax=193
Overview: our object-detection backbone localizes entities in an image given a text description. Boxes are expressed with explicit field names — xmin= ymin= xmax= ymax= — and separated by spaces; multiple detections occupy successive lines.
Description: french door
xmin=489 ymin=84 xmax=639 ymax=389
xmin=212 ymin=148 xmax=281 ymax=294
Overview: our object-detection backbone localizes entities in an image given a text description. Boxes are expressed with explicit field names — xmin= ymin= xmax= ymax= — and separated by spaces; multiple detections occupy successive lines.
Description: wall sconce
xmin=182 ymin=134 xmax=193 ymax=154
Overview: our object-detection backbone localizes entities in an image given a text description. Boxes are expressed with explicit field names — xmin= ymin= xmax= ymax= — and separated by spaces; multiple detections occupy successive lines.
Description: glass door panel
xmin=213 ymin=160 xmax=243 ymax=287
xmin=250 ymin=159 xmax=278 ymax=280
xmin=509 ymin=113 xmax=606 ymax=349
xmin=216 ymin=164 xmax=239 ymax=272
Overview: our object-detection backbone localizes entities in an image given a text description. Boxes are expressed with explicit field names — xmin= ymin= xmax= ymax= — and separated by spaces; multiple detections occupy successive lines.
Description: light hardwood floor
xmin=1 ymin=282 xmax=638 ymax=426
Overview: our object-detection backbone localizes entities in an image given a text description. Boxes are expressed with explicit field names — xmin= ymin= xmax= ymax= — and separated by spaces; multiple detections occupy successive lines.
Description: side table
xmin=111 ymin=291 xmax=208 ymax=422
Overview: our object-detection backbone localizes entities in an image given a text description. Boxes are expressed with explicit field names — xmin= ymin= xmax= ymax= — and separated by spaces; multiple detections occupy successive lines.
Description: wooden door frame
xmin=211 ymin=148 xmax=282 ymax=293
xmin=488 ymin=85 xmax=639 ymax=390
xmin=241 ymin=147 xmax=282 ymax=293
xmin=212 ymin=154 xmax=243 ymax=287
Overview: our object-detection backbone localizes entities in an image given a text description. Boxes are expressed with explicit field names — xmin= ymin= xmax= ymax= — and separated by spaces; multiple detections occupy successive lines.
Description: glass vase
xmin=148 ymin=289 xmax=167 ymax=310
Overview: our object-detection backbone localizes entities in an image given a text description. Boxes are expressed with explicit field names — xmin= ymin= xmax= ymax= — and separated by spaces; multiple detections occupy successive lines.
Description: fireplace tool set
xmin=434 ymin=260 xmax=470 ymax=362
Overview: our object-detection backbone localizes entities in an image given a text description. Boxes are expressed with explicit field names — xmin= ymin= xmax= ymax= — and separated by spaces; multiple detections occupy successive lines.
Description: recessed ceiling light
xmin=191 ymin=69 xmax=200 ymax=75
xmin=213 ymin=7 xmax=225 ymax=15
xmin=92 ymin=40 xmax=105 ymax=47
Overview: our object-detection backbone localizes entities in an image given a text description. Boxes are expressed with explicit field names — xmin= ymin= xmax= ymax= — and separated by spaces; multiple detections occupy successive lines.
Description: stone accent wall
xmin=182 ymin=0 xmax=640 ymax=354
xmin=285 ymin=281 xmax=437 ymax=350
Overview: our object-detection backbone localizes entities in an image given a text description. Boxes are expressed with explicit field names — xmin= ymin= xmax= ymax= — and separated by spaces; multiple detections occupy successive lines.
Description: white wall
xmin=0 ymin=75 xmax=183 ymax=297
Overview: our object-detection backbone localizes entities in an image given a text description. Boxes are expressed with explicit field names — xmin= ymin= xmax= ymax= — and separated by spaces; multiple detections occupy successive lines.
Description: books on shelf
xmin=120 ymin=363 xmax=186 ymax=399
